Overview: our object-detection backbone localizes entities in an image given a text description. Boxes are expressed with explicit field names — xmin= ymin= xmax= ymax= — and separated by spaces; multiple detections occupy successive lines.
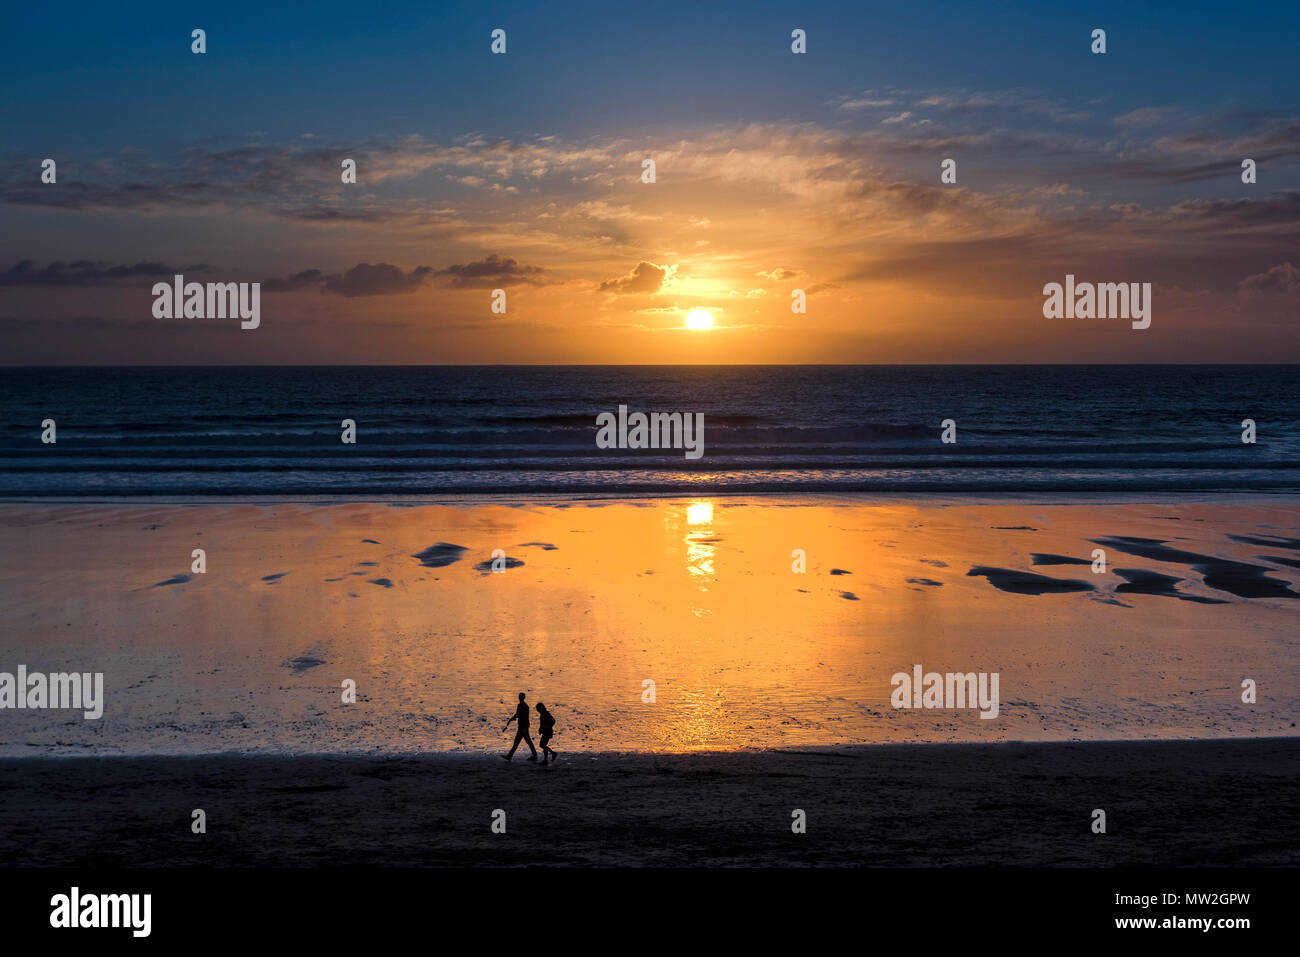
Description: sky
xmin=1 ymin=0 xmax=1298 ymax=364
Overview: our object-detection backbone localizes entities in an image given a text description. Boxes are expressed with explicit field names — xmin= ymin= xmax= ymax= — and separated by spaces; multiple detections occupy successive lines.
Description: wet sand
xmin=2 ymin=738 xmax=1296 ymax=867
xmin=0 ymin=496 xmax=1297 ymax=754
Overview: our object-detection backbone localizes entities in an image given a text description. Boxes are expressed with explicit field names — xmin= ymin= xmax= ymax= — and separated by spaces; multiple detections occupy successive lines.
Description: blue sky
xmin=1 ymin=1 xmax=1297 ymax=363
xmin=6 ymin=1 xmax=1296 ymax=147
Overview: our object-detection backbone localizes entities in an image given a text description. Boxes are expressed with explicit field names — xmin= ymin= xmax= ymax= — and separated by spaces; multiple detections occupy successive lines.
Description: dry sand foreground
xmin=0 ymin=497 xmax=1297 ymax=754
xmin=1 ymin=739 xmax=1296 ymax=867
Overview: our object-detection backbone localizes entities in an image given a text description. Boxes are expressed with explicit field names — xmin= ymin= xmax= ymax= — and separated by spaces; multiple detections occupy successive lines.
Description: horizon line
xmin=6 ymin=361 xmax=1300 ymax=369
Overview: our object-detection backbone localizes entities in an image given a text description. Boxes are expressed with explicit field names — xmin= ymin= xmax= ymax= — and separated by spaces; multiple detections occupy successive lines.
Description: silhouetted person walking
xmin=537 ymin=702 xmax=557 ymax=765
xmin=502 ymin=692 xmax=537 ymax=761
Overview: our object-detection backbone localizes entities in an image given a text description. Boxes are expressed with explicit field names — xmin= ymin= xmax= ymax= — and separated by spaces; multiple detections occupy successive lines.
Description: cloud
xmin=908 ymin=88 xmax=1091 ymax=123
xmin=261 ymin=268 xmax=325 ymax=293
xmin=1239 ymin=262 xmax=1300 ymax=296
xmin=757 ymin=268 xmax=799 ymax=280
xmin=836 ymin=97 xmax=898 ymax=112
xmin=0 ymin=259 xmax=207 ymax=286
xmin=435 ymin=254 xmax=550 ymax=289
xmin=1164 ymin=191 xmax=1300 ymax=231
xmin=1114 ymin=107 xmax=1176 ymax=127
xmin=598 ymin=261 xmax=677 ymax=295
xmin=260 ymin=263 xmax=433 ymax=297
xmin=258 ymin=256 xmax=551 ymax=295
xmin=322 ymin=263 xmax=435 ymax=297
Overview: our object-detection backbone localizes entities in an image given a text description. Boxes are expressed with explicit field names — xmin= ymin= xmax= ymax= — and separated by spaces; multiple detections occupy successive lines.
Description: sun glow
xmin=685 ymin=308 xmax=713 ymax=330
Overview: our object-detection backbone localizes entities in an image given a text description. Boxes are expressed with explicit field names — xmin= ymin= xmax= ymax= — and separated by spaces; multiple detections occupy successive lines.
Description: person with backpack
xmin=536 ymin=702 xmax=557 ymax=766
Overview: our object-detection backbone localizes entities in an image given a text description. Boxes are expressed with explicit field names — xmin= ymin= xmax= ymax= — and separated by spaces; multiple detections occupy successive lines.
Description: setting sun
xmin=685 ymin=309 xmax=713 ymax=330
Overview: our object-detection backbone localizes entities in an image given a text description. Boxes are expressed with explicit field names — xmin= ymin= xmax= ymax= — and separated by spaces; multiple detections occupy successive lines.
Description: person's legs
xmin=523 ymin=730 xmax=537 ymax=758
xmin=506 ymin=728 xmax=525 ymax=758
xmin=539 ymin=733 xmax=552 ymax=764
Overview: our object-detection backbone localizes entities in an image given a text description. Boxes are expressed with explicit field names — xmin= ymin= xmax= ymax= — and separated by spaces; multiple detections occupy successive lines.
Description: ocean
xmin=2 ymin=365 xmax=1297 ymax=496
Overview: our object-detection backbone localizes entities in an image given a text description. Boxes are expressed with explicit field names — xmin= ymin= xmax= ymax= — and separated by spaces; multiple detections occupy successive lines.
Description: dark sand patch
xmin=261 ymin=572 xmax=289 ymax=583
xmin=368 ymin=578 xmax=395 ymax=588
xmin=1113 ymin=569 xmax=1228 ymax=604
xmin=2 ymin=739 xmax=1295 ymax=867
xmin=920 ymin=559 xmax=948 ymax=568
xmin=358 ymin=561 xmax=379 ymax=567
xmin=474 ymin=557 xmax=526 ymax=573
xmin=153 ymin=574 xmax=191 ymax=587
xmin=838 ymin=591 xmax=859 ymax=600
xmin=906 ymin=578 xmax=943 ymax=587
xmin=992 ymin=526 xmax=1037 ymax=531
xmin=1093 ymin=536 xmax=1299 ymax=600
xmin=361 ymin=539 xmax=381 ymax=544
xmin=830 ymin=568 xmax=851 ymax=576
xmin=282 ymin=655 xmax=325 ymax=674
xmin=967 ymin=566 xmax=1094 ymax=595
xmin=1030 ymin=553 xmax=1092 ymax=566
xmin=1259 ymin=555 xmax=1300 ymax=570
xmin=516 ymin=542 xmax=558 ymax=550
xmin=412 ymin=543 xmax=469 ymax=568
xmin=1228 ymin=533 xmax=1300 ymax=551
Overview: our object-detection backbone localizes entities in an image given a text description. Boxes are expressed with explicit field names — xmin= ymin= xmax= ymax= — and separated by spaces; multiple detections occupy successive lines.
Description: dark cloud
xmin=1164 ymin=191 xmax=1300 ymax=231
xmin=0 ymin=180 xmax=229 ymax=212
xmin=436 ymin=254 xmax=550 ymax=288
xmin=598 ymin=261 xmax=674 ymax=295
xmin=1239 ymin=262 xmax=1300 ymax=296
xmin=0 ymin=259 xmax=208 ymax=286
xmin=0 ymin=143 xmax=411 ymax=221
xmin=1065 ymin=123 xmax=1300 ymax=185
xmin=259 ymin=257 xmax=551 ymax=296
xmin=1093 ymin=157 xmax=1248 ymax=185
xmin=322 ymin=263 xmax=435 ymax=297
xmin=261 ymin=269 xmax=325 ymax=293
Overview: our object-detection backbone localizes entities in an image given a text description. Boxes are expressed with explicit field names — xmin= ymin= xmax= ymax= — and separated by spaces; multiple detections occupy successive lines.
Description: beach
xmin=2 ymin=739 xmax=1296 ymax=867
xmin=2 ymin=494 xmax=1296 ymax=867
xmin=0 ymin=496 xmax=1295 ymax=755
